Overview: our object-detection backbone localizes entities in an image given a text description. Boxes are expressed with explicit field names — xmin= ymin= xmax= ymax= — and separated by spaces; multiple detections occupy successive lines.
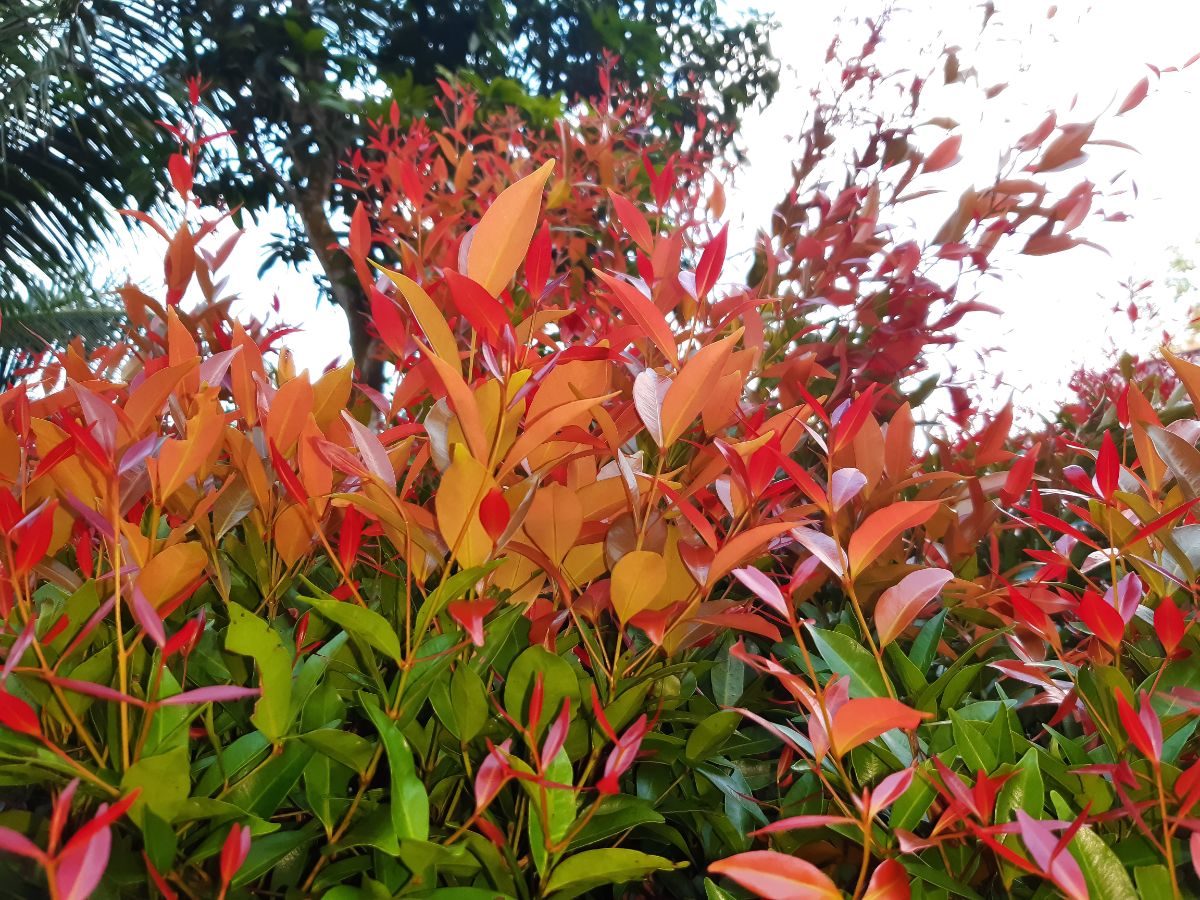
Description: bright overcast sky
xmin=119 ymin=1 xmax=1200 ymax=419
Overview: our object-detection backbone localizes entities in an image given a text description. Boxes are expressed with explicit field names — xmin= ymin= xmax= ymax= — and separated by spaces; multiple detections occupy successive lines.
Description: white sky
xmin=116 ymin=1 xmax=1200 ymax=419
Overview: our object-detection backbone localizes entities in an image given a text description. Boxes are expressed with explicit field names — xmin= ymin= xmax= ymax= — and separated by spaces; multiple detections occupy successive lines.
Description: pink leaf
xmin=159 ymin=686 xmax=261 ymax=706
xmin=732 ymin=567 xmax=789 ymax=618
xmin=790 ymin=527 xmax=846 ymax=577
xmin=874 ymin=568 xmax=954 ymax=647
xmin=830 ymin=467 xmax=867 ymax=511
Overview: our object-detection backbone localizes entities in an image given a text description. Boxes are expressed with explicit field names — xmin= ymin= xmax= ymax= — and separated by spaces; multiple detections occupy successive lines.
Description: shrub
xmin=2 ymin=44 xmax=1198 ymax=900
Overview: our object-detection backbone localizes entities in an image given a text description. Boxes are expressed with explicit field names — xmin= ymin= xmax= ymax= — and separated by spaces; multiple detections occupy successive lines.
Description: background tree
xmin=0 ymin=0 xmax=778 ymax=387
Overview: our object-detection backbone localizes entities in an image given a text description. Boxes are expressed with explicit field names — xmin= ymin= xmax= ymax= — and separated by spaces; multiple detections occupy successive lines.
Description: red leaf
xmin=369 ymin=289 xmax=409 ymax=357
xmin=695 ymin=224 xmax=728 ymax=297
xmin=1116 ymin=692 xmax=1161 ymax=762
xmin=1095 ymin=431 xmax=1119 ymax=500
xmin=168 ymin=153 xmax=193 ymax=197
xmin=479 ymin=488 xmax=510 ymax=543
xmin=449 ymin=599 xmax=497 ymax=647
xmin=444 ymin=268 xmax=510 ymax=342
xmin=732 ymin=567 xmax=788 ymax=618
xmin=12 ymin=500 xmax=57 ymax=577
xmin=475 ymin=739 xmax=513 ymax=810
xmin=1001 ymin=442 xmax=1041 ymax=505
xmin=598 ymin=715 xmax=648 ymax=794
xmin=864 ymin=859 xmax=911 ymax=900
xmin=1155 ymin=598 xmax=1186 ymax=655
xmin=1077 ymin=591 xmax=1124 ymax=648
xmin=0 ymin=690 xmax=42 ymax=739
xmin=709 ymin=851 xmax=841 ymax=900
xmin=524 ymin=222 xmax=552 ymax=298
xmin=159 ymin=686 xmax=260 ymax=706
xmin=608 ymin=190 xmax=654 ymax=253
xmin=219 ymin=823 xmax=251 ymax=890
xmin=595 ymin=271 xmax=679 ymax=367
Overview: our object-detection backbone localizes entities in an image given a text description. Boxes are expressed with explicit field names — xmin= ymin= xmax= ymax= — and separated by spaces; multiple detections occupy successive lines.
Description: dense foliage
xmin=4 ymin=17 xmax=1200 ymax=900
xmin=1 ymin=0 xmax=776 ymax=386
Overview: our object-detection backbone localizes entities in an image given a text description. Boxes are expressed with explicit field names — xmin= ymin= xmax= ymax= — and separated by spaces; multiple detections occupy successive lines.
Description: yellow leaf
xmin=611 ymin=550 xmax=667 ymax=625
xmin=373 ymin=264 xmax=462 ymax=377
xmin=137 ymin=543 xmax=208 ymax=608
xmin=467 ymin=159 xmax=555 ymax=297
xmin=436 ymin=444 xmax=494 ymax=568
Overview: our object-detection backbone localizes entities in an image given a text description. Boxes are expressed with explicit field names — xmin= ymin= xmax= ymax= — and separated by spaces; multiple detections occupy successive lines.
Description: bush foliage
xmin=2 ymin=29 xmax=1199 ymax=900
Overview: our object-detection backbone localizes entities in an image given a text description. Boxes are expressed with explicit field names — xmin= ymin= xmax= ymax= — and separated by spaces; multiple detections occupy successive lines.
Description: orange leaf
xmin=374 ymin=264 xmax=461 ymax=377
xmin=467 ymin=159 xmax=555 ymax=296
xmin=123 ymin=361 xmax=198 ymax=436
xmin=137 ymin=543 xmax=208 ymax=608
xmin=523 ymin=483 xmax=583 ymax=567
xmin=709 ymin=522 xmax=799 ymax=586
xmin=422 ymin=349 xmax=489 ymax=463
xmin=265 ymin=375 xmax=314 ymax=456
xmin=863 ymin=859 xmax=911 ymax=900
xmin=497 ymin=392 xmax=619 ymax=478
xmin=659 ymin=330 xmax=741 ymax=446
xmin=156 ymin=398 xmax=225 ymax=500
xmin=595 ymin=271 xmax=679 ymax=367
xmin=830 ymin=698 xmax=928 ymax=757
xmin=611 ymin=550 xmax=667 ymax=625
xmin=847 ymin=501 xmax=940 ymax=576
xmin=709 ymin=851 xmax=841 ymax=900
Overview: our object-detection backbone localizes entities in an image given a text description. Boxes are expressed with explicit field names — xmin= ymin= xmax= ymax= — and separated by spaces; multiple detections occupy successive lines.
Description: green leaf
xmin=1069 ymin=825 xmax=1137 ymax=900
xmin=504 ymin=645 xmax=580 ymax=737
xmin=996 ymin=748 xmax=1044 ymax=822
xmin=685 ymin=711 xmax=741 ymax=763
xmin=710 ymin=650 xmax=746 ymax=706
xmin=950 ymin=710 xmax=997 ymax=774
xmin=122 ymin=746 xmax=190 ymax=826
xmin=225 ymin=602 xmax=294 ymax=742
xmin=809 ymin=626 xmax=886 ymax=697
xmin=909 ymin=609 xmax=946 ymax=673
xmin=543 ymin=848 xmax=678 ymax=897
xmin=1133 ymin=866 xmax=1172 ymax=898
xmin=567 ymin=796 xmax=665 ymax=850
xmin=224 ymin=740 xmax=314 ymax=819
xmin=299 ymin=728 xmax=374 ymax=774
xmin=233 ymin=824 xmax=321 ymax=888
xmin=364 ymin=703 xmax=429 ymax=841
xmin=450 ymin=665 xmax=488 ymax=742
xmin=414 ymin=561 xmax=504 ymax=638
xmin=301 ymin=584 xmax=403 ymax=661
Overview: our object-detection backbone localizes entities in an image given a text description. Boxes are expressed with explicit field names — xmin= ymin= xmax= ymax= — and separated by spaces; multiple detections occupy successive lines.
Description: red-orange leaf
xmin=709 ymin=851 xmax=840 ymax=900
xmin=923 ymin=134 xmax=962 ymax=173
xmin=830 ymin=698 xmax=928 ymax=757
xmin=847 ymin=501 xmax=940 ymax=576
xmin=596 ymin=271 xmax=679 ymax=367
